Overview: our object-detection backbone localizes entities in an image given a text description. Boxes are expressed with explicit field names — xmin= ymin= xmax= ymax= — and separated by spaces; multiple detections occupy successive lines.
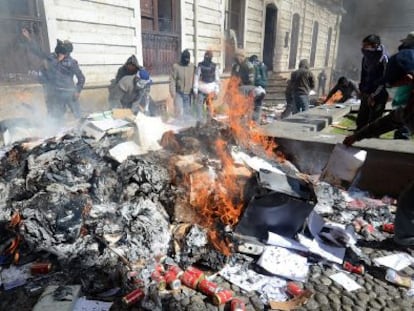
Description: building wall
xmin=43 ymin=0 xmax=142 ymax=86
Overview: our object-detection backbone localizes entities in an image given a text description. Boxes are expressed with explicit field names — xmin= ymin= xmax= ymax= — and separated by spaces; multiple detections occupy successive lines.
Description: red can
xmin=166 ymin=265 xmax=184 ymax=279
xmin=198 ymin=279 xmax=220 ymax=296
xmin=151 ymin=270 xmax=167 ymax=291
xmin=286 ymin=282 xmax=304 ymax=296
xmin=167 ymin=278 xmax=182 ymax=290
xmin=231 ymin=298 xmax=246 ymax=311
xmin=181 ymin=270 xmax=204 ymax=289
xmin=186 ymin=266 xmax=205 ymax=279
xmin=343 ymin=261 xmax=365 ymax=275
xmin=155 ymin=264 xmax=165 ymax=273
xmin=213 ymin=290 xmax=233 ymax=305
xmin=382 ymin=223 xmax=395 ymax=234
xmin=30 ymin=262 xmax=52 ymax=275
xmin=122 ymin=288 xmax=145 ymax=306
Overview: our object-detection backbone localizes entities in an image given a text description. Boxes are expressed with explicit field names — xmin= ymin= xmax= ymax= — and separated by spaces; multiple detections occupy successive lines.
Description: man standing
xmin=22 ymin=28 xmax=85 ymax=120
xmin=169 ymin=49 xmax=195 ymax=120
xmin=291 ymin=59 xmax=315 ymax=112
xmin=249 ymin=55 xmax=268 ymax=122
xmin=356 ymin=34 xmax=388 ymax=130
xmin=317 ymin=69 xmax=327 ymax=96
xmin=193 ymin=50 xmax=220 ymax=123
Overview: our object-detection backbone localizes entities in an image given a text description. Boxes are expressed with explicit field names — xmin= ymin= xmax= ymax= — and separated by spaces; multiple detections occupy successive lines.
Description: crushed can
xmin=231 ymin=298 xmax=246 ymax=311
xmin=151 ymin=270 xmax=167 ymax=291
xmin=166 ymin=265 xmax=184 ymax=279
xmin=30 ymin=262 xmax=52 ymax=275
xmin=286 ymin=282 xmax=304 ymax=296
xmin=122 ymin=288 xmax=145 ymax=306
xmin=198 ymin=279 xmax=220 ymax=296
xmin=382 ymin=223 xmax=395 ymax=234
xmin=213 ymin=289 xmax=233 ymax=305
xmin=343 ymin=261 xmax=364 ymax=275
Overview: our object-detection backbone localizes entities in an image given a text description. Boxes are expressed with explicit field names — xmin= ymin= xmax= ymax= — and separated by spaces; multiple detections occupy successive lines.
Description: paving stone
xmin=249 ymin=296 xmax=264 ymax=311
xmin=341 ymin=306 xmax=354 ymax=311
xmin=319 ymin=305 xmax=331 ymax=311
xmin=341 ymin=295 xmax=354 ymax=306
xmin=314 ymin=293 xmax=329 ymax=305
xmin=357 ymin=292 xmax=370 ymax=304
xmin=320 ymin=277 xmax=332 ymax=286
xmin=314 ymin=284 xmax=329 ymax=295
xmin=369 ymin=299 xmax=383 ymax=309
xmin=245 ymin=305 xmax=255 ymax=311
xmin=304 ymin=298 xmax=319 ymax=310
xmin=327 ymin=293 xmax=341 ymax=305
xmin=375 ymin=298 xmax=386 ymax=307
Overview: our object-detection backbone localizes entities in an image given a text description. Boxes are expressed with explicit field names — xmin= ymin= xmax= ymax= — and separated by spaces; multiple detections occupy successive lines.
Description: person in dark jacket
xmin=317 ymin=70 xmax=327 ymax=96
xmin=291 ymin=59 xmax=315 ymax=112
xmin=193 ymin=50 xmax=220 ymax=123
xmin=323 ymin=76 xmax=360 ymax=104
xmin=281 ymin=79 xmax=296 ymax=118
xmin=22 ymin=28 xmax=85 ymax=120
xmin=356 ymin=34 xmax=388 ymax=130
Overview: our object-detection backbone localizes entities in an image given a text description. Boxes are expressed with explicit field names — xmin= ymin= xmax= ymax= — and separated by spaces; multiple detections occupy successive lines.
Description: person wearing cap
xmin=112 ymin=69 xmax=152 ymax=114
xmin=193 ymin=50 xmax=220 ymax=123
xmin=356 ymin=34 xmax=388 ymax=131
xmin=21 ymin=28 xmax=85 ymax=120
xmin=291 ymin=59 xmax=315 ymax=112
xmin=170 ymin=49 xmax=195 ymax=120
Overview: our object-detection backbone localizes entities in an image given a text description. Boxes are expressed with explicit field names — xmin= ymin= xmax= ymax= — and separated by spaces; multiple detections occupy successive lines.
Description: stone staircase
xmin=264 ymin=72 xmax=289 ymax=108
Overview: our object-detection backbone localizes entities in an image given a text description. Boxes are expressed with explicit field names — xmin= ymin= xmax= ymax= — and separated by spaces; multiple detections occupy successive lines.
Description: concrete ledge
xmin=258 ymin=128 xmax=414 ymax=197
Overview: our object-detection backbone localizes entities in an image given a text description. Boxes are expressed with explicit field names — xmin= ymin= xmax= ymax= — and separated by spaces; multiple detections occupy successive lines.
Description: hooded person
xmin=169 ymin=49 xmax=195 ymax=120
xmin=356 ymin=34 xmax=389 ymax=130
xmin=290 ymin=59 xmax=315 ymax=112
xmin=193 ymin=50 xmax=220 ymax=123
xmin=22 ymin=28 xmax=85 ymax=120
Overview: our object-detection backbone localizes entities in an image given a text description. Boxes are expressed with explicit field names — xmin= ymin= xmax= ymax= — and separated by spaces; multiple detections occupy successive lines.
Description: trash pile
xmin=0 ymin=108 xmax=413 ymax=311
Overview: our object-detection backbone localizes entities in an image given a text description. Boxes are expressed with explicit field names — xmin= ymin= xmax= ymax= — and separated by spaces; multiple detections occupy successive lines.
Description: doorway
xmin=263 ymin=4 xmax=277 ymax=71
xmin=288 ymin=13 xmax=300 ymax=69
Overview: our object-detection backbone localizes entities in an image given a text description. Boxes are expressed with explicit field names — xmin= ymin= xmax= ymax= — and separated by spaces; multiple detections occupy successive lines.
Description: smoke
xmin=337 ymin=0 xmax=413 ymax=79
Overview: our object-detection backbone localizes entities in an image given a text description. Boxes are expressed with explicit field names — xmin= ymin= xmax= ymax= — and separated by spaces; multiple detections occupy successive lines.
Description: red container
xmin=30 ymin=262 xmax=52 ymax=275
xmin=198 ymin=279 xmax=220 ymax=296
xmin=382 ymin=223 xmax=395 ymax=234
xmin=122 ymin=288 xmax=145 ymax=306
xmin=186 ymin=266 xmax=205 ymax=278
xmin=213 ymin=290 xmax=233 ymax=305
xmin=155 ymin=264 xmax=165 ymax=273
xmin=181 ymin=270 xmax=204 ymax=289
xmin=166 ymin=265 xmax=184 ymax=279
xmin=151 ymin=270 xmax=167 ymax=291
xmin=231 ymin=298 xmax=246 ymax=311
xmin=286 ymin=282 xmax=304 ymax=296
xmin=167 ymin=278 xmax=182 ymax=290
xmin=343 ymin=261 xmax=365 ymax=275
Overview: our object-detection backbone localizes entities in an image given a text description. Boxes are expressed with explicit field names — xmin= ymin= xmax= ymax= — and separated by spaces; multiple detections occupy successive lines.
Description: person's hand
xmin=343 ymin=135 xmax=357 ymax=147
xmin=21 ymin=28 xmax=31 ymax=40
xmin=73 ymin=92 xmax=80 ymax=101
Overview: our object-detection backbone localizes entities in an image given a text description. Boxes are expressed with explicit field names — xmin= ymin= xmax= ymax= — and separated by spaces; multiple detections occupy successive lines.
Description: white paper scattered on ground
xmin=90 ymin=119 xmax=130 ymax=131
xmin=373 ymin=253 xmax=414 ymax=271
xmin=267 ymin=232 xmax=309 ymax=252
xmin=109 ymin=141 xmax=144 ymax=162
xmin=73 ymin=297 xmax=112 ymax=311
xmin=297 ymin=234 xmax=345 ymax=265
xmin=219 ymin=263 xmax=288 ymax=303
xmin=257 ymin=246 xmax=309 ymax=282
xmin=0 ymin=264 xmax=30 ymax=290
xmin=329 ymin=272 xmax=362 ymax=292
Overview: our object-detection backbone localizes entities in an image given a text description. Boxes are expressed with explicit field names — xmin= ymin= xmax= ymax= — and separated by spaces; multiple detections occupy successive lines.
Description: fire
xmin=4 ymin=211 xmax=23 ymax=264
xmin=187 ymin=77 xmax=285 ymax=254
xmin=325 ymin=90 xmax=343 ymax=105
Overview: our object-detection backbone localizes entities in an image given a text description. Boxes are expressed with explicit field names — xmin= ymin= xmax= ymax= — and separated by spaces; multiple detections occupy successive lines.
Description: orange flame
xmin=5 ymin=212 xmax=23 ymax=264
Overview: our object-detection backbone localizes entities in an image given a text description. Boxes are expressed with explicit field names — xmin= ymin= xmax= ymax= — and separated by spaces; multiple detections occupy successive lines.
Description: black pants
xmin=356 ymin=89 xmax=388 ymax=131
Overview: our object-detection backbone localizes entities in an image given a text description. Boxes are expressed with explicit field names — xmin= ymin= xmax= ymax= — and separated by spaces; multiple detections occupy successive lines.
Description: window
xmin=288 ymin=13 xmax=300 ymax=69
xmin=310 ymin=21 xmax=319 ymax=67
xmin=325 ymin=27 xmax=332 ymax=67
xmin=0 ymin=0 xmax=49 ymax=84
xmin=226 ymin=0 xmax=245 ymax=48
xmin=141 ymin=0 xmax=180 ymax=75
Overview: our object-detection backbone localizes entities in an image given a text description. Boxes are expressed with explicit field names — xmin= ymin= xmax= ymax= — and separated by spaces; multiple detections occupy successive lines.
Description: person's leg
xmin=369 ymin=89 xmax=388 ymax=124
xmin=294 ymin=94 xmax=309 ymax=112
xmin=253 ymin=93 xmax=265 ymax=123
xmin=174 ymin=93 xmax=184 ymax=119
xmin=394 ymin=181 xmax=414 ymax=246
xmin=356 ymin=93 xmax=371 ymax=130
xmin=195 ymin=92 xmax=206 ymax=122
xmin=66 ymin=92 xmax=82 ymax=119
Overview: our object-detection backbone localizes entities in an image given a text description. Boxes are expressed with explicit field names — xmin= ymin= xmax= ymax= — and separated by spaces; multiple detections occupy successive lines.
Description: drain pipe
xmin=194 ymin=0 xmax=199 ymax=63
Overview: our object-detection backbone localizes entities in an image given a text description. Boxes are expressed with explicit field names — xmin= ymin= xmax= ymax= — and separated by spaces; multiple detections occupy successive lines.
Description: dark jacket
xmin=231 ymin=59 xmax=255 ymax=86
xmin=291 ymin=60 xmax=315 ymax=95
xmin=326 ymin=80 xmax=359 ymax=103
xmin=252 ymin=61 xmax=268 ymax=88
xmin=359 ymin=45 xmax=388 ymax=95
xmin=28 ymin=40 xmax=85 ymax=93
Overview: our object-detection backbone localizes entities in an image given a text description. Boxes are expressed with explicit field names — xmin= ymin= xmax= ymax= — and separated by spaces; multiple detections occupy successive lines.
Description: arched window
xmin=325 ymin=27 xmax=332 ymax=67
xmin=310 ymin=21 xmax=319 ymax=67
xmin=288 ymin=13 xmax=300 ymax=69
